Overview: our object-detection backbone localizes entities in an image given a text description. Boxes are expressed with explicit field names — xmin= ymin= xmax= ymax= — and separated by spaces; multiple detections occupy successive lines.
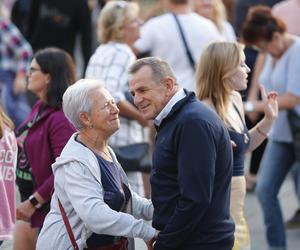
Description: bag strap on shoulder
xmin=172 ymin=13 xmax=196 ymax=71
xmin=58 ymin=198 xmax=79 ymax=250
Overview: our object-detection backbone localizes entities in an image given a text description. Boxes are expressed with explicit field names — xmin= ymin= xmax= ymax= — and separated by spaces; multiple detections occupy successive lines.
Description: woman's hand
xmin=261 ymin=85 xmax=278 ymax=122
xmin=146 ymin=237 xmax=155 ymax=250
xmin=16 ymin=200 xmax=36 ymax=221
xmin=146 ymin=230 xmax=159 ymax=250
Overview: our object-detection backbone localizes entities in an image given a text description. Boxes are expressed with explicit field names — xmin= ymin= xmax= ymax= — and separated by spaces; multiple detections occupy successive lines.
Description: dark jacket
xmin=26 ymin=0 xmax=92 ymax=69
xmin=152 ymin=91 xmax=234 ymax=250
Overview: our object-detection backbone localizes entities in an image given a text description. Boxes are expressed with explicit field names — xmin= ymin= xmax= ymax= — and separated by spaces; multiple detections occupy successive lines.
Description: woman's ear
xmin=78 ymin=112 xmax=91 ymax=128
xmin=45 ymin=73 xmax=51 ymax=85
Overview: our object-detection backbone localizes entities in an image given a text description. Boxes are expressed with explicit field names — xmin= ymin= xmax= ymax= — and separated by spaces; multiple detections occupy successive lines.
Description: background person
xmin=13 ymin=47 xmax=76 ymax=250
xmin=26 ymin=0 xmax=92 ymax=71
xmin=192 ymin=0 xmax=236 ymax=41
xmin=133 ymin=0 xmax=222 ymax=91
xmin=242 ymin=6 xmax=300 ymax=250
xmin=37 ymin=79 xmax=156 ymax=250
xmin=196 ymin=41 xmax=278 ymax=250
xmin=0 ymin=9 xmax=32 ymax=127
xmin=272 ymin=0 xmax=300 ymax=229
xmin=233 ymin=0 xmax=282 ymax=192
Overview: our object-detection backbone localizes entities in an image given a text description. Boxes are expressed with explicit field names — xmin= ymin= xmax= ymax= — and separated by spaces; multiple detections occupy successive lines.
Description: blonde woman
xmin=196 ymin=41 xmax=278 ymax=250
xmin=193 ymin=0 xmax=236 ymax=41
xmin=85 ymin=0 xmax=148 ymax=196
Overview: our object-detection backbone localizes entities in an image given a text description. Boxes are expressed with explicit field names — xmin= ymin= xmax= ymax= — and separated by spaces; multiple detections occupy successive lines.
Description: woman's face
xmin=193 ymin=0 xmax=215 ymax=19
xmin=88 ymin=88 xmax=120 ymax=136
xmin=123 ymin=15 xmax=142 ymax=46
xmin=254 ymin=33 xmax=285 ymax=58
xmin=27 ymin=59 xmax=50 ymax=100
xmin=228 ymin=51 xmax=250 ymax=91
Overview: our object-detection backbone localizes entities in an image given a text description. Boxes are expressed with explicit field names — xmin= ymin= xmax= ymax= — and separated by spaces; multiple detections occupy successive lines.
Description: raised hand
xmin=260 ymin=85 xmax=278 ymax=121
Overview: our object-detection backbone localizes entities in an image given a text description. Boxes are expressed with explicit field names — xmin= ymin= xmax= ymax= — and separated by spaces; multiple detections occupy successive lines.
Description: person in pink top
xmin=0 ymin=105 xmax=18 ymax=247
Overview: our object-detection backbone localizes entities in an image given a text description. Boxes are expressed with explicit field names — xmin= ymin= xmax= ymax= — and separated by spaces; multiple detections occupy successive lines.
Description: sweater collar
xmin=154 ymin=88 xmax=186 ymax=127
xmin=154 ymin=89 xmax=196 ymax=130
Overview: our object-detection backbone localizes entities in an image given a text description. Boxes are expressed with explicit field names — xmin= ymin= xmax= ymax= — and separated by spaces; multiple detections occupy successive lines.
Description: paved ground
xmin=1 ymin=175 xmax=299 ymax=250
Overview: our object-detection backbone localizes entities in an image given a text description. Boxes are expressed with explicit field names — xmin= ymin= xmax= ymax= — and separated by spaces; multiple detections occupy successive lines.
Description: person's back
xmin=134 ymin=0 xmax=221 ymax=91
xmin=26 ymin=0 xmax=92 ymax=68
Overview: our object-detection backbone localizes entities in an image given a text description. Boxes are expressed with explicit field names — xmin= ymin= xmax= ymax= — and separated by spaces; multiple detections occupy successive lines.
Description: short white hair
xmin=62 ymin=79 xmax=103 ymax=130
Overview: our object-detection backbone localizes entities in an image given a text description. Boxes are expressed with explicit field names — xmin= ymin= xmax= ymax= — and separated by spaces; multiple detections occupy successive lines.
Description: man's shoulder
xmin=141 ymin=13 xmax=172 ymax=32
xmin=146 ymin=12 xmax=171 ymax=23
xmin=179 ymin=99 xmax=223 ymax=127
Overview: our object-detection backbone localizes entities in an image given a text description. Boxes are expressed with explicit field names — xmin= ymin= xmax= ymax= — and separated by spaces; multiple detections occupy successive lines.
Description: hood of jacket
xmin=52 ymin=133 xmax=129 ymax=187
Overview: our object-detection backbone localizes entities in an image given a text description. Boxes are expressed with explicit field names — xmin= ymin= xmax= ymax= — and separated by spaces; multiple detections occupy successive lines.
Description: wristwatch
xmin=244 ymin=101 xmax=254 ymax=112
xmin=29 ymin=195 xmax=42 ymax=209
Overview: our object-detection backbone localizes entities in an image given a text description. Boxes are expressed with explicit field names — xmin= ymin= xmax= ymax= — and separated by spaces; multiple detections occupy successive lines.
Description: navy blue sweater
xmin=151 ymin=91 xmax=235 ymax=250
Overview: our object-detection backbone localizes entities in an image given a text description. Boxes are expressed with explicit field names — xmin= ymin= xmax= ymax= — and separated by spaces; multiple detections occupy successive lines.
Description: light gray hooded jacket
xmin=36 ymin=133 xmax=155 ymax=250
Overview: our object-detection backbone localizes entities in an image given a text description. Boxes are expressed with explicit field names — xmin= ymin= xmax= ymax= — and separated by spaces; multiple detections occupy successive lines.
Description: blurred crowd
xmin=0 ymin=1 xmax=300 ymax=250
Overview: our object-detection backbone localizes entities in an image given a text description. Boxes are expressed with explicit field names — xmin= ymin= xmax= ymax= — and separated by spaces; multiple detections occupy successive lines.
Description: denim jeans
xmin=290 ymin=161 xmax=300 ymax=202
xmin=0 ymin=70 xmax=31 ymax=127
xmin=256 ymin=141 xmax=295 ymax=250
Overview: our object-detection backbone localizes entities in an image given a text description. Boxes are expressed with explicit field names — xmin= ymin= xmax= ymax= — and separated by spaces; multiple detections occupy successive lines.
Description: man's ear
xmin=163 ymin=77 xmax=176 ymax=97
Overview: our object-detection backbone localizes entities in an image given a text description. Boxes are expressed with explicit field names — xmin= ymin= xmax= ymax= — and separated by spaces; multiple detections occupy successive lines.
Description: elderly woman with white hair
xmin=36 ymin=79 xmax=156 ymax=250
xmin=85 ymin=0 xmax=148 ymax=196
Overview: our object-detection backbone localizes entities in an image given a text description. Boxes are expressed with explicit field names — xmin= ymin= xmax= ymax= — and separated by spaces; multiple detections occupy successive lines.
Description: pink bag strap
xmin=58 ymin=198 xmax=79 ymax=250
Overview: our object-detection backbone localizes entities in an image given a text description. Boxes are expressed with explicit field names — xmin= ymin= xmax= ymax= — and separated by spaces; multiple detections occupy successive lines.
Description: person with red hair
xmin=242 ymin=6 xmax=300 ymax=250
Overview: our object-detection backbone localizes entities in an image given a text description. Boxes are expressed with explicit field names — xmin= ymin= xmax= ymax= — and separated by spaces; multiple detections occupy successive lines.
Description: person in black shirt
xmin=26 ymin=0 xmax=92 ymax=71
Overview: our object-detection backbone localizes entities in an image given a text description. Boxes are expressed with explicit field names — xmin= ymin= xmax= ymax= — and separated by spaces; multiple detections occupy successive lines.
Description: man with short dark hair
xmin=129 ymin=57 xmax=235 ymax=250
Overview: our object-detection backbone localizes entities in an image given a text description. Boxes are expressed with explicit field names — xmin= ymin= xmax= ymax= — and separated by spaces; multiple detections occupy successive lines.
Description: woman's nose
xmin=111 ymin=103 xmax=119 ymax=114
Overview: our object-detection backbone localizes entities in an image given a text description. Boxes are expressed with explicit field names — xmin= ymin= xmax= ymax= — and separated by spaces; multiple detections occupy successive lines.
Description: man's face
xmin=129 ymin=66 xmax=169 ymax=120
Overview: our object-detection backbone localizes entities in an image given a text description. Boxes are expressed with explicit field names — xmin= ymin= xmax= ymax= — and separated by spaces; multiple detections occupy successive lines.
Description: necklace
xmin=100 ymin=148 xmax=112 ymax=161
xmin=78 ymin=132 xmax=112 ymax=160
